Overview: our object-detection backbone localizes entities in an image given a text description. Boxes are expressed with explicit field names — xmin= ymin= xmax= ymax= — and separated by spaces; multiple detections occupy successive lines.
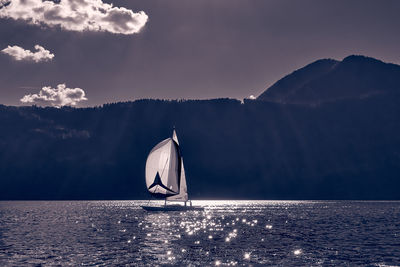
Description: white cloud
xmin=20 ymin=83 xmax=88 ymax=107
xmin=2 ymin=44 xmax=54 ymax=62
xmin=249 ymin=95 xmax=256 ymax=100
xmin=0 ymin=0 xmax=148 ymax=35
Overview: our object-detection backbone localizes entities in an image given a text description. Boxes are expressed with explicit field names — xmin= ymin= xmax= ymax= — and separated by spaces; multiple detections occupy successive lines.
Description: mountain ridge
xmin=1 ymin=94 xmax=400 ymax=200
xmin=1 ymin=55 xmax=400 ymax=200
xmin=258 ymin=55 xmax=400 ymax=104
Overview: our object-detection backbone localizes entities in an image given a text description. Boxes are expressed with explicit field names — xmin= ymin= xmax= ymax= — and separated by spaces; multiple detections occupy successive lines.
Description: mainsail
xmin=145 ymin=129 xmax=188 ymax=201
xmin=167 ymin=158 xmax=188 ymax=201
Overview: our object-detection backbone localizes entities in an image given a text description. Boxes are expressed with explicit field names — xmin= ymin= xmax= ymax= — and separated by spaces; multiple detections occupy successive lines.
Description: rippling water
xmin=0 ymin=200 xmax=399 ymax=266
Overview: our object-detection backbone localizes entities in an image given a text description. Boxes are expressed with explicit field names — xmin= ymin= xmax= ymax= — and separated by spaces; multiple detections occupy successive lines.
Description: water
xmin=0 ymin=201 xmax=399 ymax=266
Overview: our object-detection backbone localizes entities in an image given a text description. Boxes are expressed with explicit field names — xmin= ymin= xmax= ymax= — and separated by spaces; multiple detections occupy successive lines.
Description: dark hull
xmin=141 ymin=205 xmax=204 ymax=212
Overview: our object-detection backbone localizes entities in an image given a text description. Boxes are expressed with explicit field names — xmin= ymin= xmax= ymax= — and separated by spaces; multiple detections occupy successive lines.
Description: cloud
xmin=0 ymin=0 xmax=148 ymax=35
xmin=1 ymin=44 xmax=54 ymax=62
xmin=20 ymin=83 xmax=88 ymax=107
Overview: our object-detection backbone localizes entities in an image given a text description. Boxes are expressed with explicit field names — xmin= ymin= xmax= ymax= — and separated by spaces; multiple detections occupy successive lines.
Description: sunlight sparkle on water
xmin=1 ymin=200 xmax=397 ymax=267
xmin=293 ymin=249 xmax=302 ymax=255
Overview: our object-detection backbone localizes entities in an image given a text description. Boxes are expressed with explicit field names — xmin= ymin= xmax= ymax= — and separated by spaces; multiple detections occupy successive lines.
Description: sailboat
xmin=141 ymin=129 xmax=203 ymax=211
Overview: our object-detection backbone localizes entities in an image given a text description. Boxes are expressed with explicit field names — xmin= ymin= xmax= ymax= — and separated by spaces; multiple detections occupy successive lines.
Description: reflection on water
xmin=0 ymin=200 xmax=400 ymax=266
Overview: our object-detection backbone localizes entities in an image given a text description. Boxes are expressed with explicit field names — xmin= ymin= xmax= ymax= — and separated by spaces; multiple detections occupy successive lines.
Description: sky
xmin=0 ymin=0 xmax=400 ymax=107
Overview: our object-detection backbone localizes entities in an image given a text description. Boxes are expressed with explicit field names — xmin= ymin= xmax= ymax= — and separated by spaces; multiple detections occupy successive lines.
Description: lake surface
xmin=0 ymin=200 xmax=399 ymax=266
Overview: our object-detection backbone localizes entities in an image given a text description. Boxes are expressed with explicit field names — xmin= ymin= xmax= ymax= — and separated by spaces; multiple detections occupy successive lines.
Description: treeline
xmin=0 ymin=95 xmax=400 ymax=200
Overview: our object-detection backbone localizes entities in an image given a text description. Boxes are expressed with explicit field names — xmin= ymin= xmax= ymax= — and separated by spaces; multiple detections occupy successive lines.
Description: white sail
xmin=167 ymin=158 xmax=188 ymax=201
xmin=172 ymin=129 xmax=179 ymax=145
xmin=145 ymin=138 xmax=180 ymax=197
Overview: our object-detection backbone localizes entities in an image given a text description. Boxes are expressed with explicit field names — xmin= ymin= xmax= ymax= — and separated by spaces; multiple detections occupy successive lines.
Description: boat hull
xmin=141 ymin=205 xmax=204 ymax=212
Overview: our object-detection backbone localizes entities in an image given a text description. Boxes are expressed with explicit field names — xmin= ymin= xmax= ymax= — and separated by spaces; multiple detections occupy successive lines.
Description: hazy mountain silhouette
xmin=1 ymin=55 xmax=400 ymax=200
xmin=258 ymin=55 xmax=400 ymax=104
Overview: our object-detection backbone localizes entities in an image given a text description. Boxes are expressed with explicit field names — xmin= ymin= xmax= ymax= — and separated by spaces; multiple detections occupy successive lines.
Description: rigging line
xmin=154 ymin=184 xmax=159 ymax=195
xmin=159 ymin=156 xmax=170 ymax=181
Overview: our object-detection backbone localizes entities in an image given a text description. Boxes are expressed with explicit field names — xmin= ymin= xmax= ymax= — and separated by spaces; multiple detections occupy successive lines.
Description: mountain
xmin=1 ymin=92 xmax=400 ymax=200
xmin=258 ymin=55 xmax=400 ymax=104
xmin=1 ymin=55 xmax=400 ymax=200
